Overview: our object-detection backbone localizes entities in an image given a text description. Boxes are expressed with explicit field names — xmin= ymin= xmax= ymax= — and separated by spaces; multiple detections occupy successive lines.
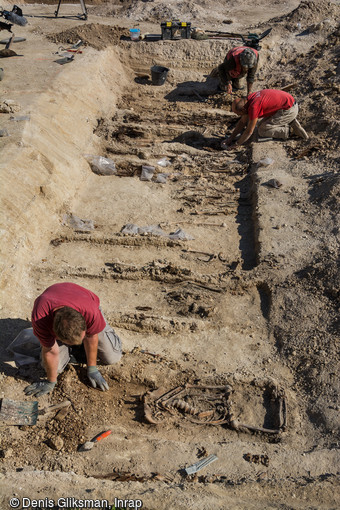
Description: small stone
xmin=266 ymin=179 xmax=282 ymax=189
xmin=257 ymin=157 xmax=274 ymax=168
xmin=48 ymin=436 xmax=64 ymax=451
xmin=0 ymin=99 xmax=21 ymax=113
xmin=0 ymin=448 xmax=13 ymax=458
xmin=189 ymin=302 xmax=198 ymax=313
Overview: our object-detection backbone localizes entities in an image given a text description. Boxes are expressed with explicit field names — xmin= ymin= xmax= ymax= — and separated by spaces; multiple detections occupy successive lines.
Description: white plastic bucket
xmin=130 ymin=28 xmax=140 ymax=41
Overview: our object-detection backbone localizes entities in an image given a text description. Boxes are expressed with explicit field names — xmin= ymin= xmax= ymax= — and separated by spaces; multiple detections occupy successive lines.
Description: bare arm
xmin=41 ymin=343 xmax=59 ymax=382
xmin=83 ymin=333 xmax=99 ymax=366
xmin=247 ymin=59 xmax=258 ymax=95
xmin=225 ymin=114 xmax=248 ymax=145
xmin=84 ymin=334 xmax=109 ymax=391
xmin=236 ymin=117 xmax=258 ymax=146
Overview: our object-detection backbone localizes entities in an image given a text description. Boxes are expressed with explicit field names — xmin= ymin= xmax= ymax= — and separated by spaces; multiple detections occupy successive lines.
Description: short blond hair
xmin=53 ymin=307 xmax=86 ymax=345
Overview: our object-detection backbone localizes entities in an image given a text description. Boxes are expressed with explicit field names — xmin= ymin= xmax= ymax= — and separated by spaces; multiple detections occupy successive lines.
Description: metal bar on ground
xmin=185 ymin=454 xmax=218 ymax=475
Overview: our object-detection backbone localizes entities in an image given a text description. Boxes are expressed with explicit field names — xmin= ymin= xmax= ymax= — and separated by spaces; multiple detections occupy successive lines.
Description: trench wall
xmin=0 ymin=47 xmax=129 ymax=311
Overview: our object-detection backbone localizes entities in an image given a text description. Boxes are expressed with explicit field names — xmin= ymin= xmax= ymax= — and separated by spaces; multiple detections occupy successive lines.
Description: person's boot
xmin=290 ymin=119 xmax=309 ymax=140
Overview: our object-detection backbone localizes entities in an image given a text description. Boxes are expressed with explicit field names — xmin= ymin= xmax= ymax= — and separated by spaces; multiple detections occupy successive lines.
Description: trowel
xmin=0 ymin=33 xmax=23 ymax=58
xmin=79 ymin=429 xmax=112 ymax=452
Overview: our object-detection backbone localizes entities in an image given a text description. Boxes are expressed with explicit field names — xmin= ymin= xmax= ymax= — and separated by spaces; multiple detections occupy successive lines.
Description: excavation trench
xmin=0 ymin=2 xmax=339 ymax=507
xmin=1 ymin=39 xmax=294 ymax=485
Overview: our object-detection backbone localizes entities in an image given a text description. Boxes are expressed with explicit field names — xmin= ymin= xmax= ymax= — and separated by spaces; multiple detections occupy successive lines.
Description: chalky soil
xmin=0 ymin=1 xmax=339 ymax=509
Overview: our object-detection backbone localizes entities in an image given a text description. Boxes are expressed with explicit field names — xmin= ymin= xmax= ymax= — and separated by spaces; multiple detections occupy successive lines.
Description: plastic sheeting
xmin=121 ymin=224 xmax=194 ymax=240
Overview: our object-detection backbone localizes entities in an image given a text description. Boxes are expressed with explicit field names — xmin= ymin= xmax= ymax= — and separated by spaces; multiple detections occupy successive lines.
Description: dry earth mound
xmin=48 ymin=23 xmax=128 ymax=50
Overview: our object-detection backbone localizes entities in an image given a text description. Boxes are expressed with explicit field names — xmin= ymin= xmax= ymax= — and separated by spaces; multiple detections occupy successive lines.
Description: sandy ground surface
xmin=0 ymin=1 xmax=339 ymax=509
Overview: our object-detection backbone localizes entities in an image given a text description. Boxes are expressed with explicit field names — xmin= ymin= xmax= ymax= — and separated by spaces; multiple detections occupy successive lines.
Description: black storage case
xmin=161 ymin=21 xmax=191 ymax=40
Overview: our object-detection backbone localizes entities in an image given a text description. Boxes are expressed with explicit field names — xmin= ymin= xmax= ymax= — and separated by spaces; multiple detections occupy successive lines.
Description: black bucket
xmin=151 ymin=65 xmax=169 ymax=86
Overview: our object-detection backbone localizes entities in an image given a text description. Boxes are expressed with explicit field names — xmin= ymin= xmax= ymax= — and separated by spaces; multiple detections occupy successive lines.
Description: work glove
xmin=87 ymin=366 xmax=109 ymax=391
xmin=24 ymin=380 xmax=56 ymax=397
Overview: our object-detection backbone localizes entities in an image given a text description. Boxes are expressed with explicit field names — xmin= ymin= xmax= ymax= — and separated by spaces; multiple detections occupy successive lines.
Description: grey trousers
xmin=44 ymin=316 xmax=122 ymax=374
xmin=258 ymin=102 xmax=298 ymax=139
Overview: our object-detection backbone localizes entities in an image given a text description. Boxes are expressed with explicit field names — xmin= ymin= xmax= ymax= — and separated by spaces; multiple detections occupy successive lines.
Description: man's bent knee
xmin=100 ymin=349 xmax=123 ymax=365
xmin=97 ymin=326 xmax=122 ymax=365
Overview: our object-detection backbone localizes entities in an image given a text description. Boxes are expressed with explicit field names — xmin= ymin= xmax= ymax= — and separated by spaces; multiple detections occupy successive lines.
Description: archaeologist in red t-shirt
xmin=223 ymin=89 xmax=309 ymax=149
xmin=24 ymin=282 xmax=122 ymax=397
xmin=218 ymin=46 xmax=259 ymax=95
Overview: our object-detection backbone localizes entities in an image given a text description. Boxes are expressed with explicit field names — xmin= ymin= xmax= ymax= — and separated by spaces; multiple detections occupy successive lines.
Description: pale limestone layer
xmin=0 ymin=47 xmax=129 ymax=310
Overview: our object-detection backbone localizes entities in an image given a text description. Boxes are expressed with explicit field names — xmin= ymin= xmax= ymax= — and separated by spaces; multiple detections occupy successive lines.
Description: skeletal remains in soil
xmin=244 ymin=452 xmax=270 ymax=466
xmin=143 ymin=380 xmax=287 ymax=434
xmin=94 ymin=469 xmax=173 ymax=483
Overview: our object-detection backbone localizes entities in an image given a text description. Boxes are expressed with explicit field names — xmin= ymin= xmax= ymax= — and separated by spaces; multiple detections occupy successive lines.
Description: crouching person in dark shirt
xmin=218 ymin=46 xmax=259 ymax=95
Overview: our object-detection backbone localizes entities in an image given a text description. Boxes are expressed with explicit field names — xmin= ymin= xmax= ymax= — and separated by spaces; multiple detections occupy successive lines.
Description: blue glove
xmin=24 ymin=380 xmax=56 ymax=397
xmin=87 ymin=366 xmax=109 ymax=391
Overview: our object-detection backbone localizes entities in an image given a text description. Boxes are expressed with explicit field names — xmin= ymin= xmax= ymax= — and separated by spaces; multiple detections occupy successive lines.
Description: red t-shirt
xmin=226 ymin=46 xmax=259 ymax=78
xmin=246 ymin=89 xmax=295 ymax=120
xmin=32 ymin=282 xmax=106 ymax=347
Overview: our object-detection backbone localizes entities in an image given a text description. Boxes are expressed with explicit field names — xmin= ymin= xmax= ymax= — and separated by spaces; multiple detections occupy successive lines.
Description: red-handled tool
xmin=93 ymin=430 xmax=112 ymax=443
xmin=79 ymin=429 xmax=112 ymax=451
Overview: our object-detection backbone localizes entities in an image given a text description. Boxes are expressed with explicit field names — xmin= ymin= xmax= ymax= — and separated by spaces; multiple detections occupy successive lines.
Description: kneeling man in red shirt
xmin=24 ymin=282 xmax=122 ymax=396
xmin=223 ymin=89 xmax=309 ymax=149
